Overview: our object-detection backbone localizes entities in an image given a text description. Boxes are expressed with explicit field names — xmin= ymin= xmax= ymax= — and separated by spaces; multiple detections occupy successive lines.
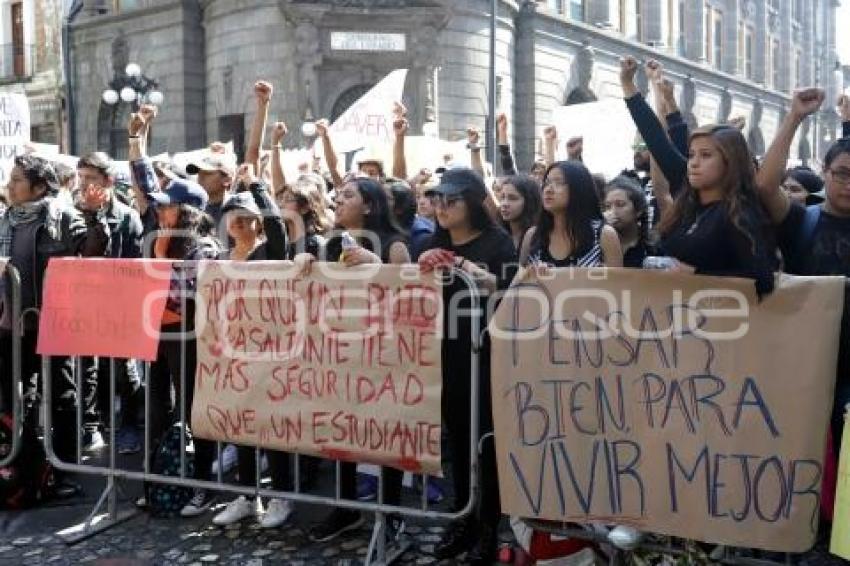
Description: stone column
xmin=514 ymin=1 xmax=537 ymax=171
xmin=778 ymin=0 xmax=792 ymax=92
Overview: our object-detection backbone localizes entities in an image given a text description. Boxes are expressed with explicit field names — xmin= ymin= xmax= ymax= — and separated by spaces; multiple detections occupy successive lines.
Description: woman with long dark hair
xmin=418 ymin=168 xmax=517 ymax=565
xmin=655 ymin=125 xmax=776 ymax=295
xmin=520 ymin=160 xmax=623 ymax=268
xmin=499 ymin=174 xmax=542 ymax=251
xmin=620 ymin=56 xmax=775 ymax=294
xmin=308 ymin=176 xmax=411 ymax=542
xmin=278 ymin=177 xmax=331 ymax=257
xmin=602 ymin=175 xmax=653 ymax=268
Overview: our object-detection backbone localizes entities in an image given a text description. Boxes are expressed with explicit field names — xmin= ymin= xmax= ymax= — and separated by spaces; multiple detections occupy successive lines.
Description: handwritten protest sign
xmin=490 ymin=269 xmax=845 ymax=552
xmin=192 ymin=261 xmax=444 ymax=474
xmin=0 ymin=93 xmax=30 ymax=185
xmin=37 ymin=258 xmax=174 ymax=361
xmin=831 ymin=416 xmax=850 ymax=559
xmin=326 ymin=69 xmax=408 ymax=154
xmin=551 ymin=99 xmax=637 ymax=180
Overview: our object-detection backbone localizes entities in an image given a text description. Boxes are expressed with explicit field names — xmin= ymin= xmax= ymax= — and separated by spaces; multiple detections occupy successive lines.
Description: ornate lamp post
xmin=102 ymin=63 xmax=163 ymax=110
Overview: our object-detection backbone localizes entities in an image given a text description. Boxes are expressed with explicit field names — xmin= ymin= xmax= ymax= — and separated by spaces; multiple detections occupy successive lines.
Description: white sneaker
xmin=260 ymin=498 xmax=294 ymax=529
xmin=212 ymin=444 xmax=238 ymax=475
xmin=212 ymin=495 xmax=261 ymax=526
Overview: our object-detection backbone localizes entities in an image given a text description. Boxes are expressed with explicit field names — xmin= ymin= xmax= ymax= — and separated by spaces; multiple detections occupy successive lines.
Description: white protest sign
xmin=0 ymin=93 xmax=30 ymax=185
xmin=327 ymin=69 xmax=408 ymax=154
xmin=551 ymin=99 xmax=637 ymax=180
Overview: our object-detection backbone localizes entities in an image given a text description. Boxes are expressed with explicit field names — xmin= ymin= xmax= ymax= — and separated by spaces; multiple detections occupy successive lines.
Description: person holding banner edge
xmin=307 ymin=176 xmax=411 ymax=543
xmin=418 ymin=167 xmax=518 ymax=565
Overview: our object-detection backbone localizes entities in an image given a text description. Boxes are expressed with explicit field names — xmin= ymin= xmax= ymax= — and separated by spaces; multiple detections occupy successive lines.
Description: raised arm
xmin=620 ymin=56 xmax=687 ymax=192
xmin=316 ymin=119 xmax=344 ymax=188
xmin=269 ymin=122 xmax=288 ymax=194
xmin=128 ymin=104 xmax=159 ymax=214
xmin=392 ymin=106 xmax=409 ymax=179
xmin=839 ymin=95 xmax=850 ymax=138
xmin=246 ymin=81 xmax=272 ymax=172
xmin=497 ymin=113 xmax=517 ymax=176
xmin=543 ymin=126 xmax=557 ymax=166
xmin=756 ymin=88 xmax=824 ymax=224
xmin=467 ymin=127 xmax=485 ymax=177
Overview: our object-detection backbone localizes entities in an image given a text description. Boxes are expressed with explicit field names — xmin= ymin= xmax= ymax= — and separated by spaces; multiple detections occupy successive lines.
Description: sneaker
xmin=211 ymin=444 xmax=238 ymax=475
xmin=83 ymin=430 xmax=106 ymax=452
xmin=356 ymin=473 xmax=378 ymax=501
xmin=116 ymin=426 xmax=141 ymax=455
xmin=309 ymin=509 xmax=364 ymax=542
xmin=180 ymin=489 xmax=214 ymax=517
xmin=260 ymin=498 xmax=294 ymax=529
xmin=212 ymin=495 xmax=261 ymax=526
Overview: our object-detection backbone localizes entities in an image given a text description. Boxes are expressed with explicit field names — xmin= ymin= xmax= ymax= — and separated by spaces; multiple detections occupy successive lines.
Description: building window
xmin=569 ymin=0 xmax=585 ymax=21
xmin=113 ymin=0 xmax=141 ymax=11
xmin=11 ymin=1 xmax=25 ymax=78
xmin=677 ymin=0 xmax=686 ymax=56
xmin=738 ymin=23 xmax=755 ymax=80
xmin=546 ymin=0 xmax=564 ymax=14
xmin=619 ymin=0 xmax=642 ymax=41
xmin=704 ymin=3 xmax=722 ymax=68
xmin=794 ymin=48 xmax=801 ymax=88
xmin=218 ymin=115 xmax=246 ymax=163
xmin=770 ymin=39 xmax=781 ymax=89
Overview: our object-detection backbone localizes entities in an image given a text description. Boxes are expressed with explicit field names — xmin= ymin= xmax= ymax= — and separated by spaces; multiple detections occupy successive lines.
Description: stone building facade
xmin=0 ymin=0 xmax=67 ymax=147
xmin=68 ymin=0 xmax=842 ymax=170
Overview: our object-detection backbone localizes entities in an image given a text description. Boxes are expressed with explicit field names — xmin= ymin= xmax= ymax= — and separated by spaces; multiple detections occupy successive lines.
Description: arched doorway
xmin=330 ymin=84 xmax=373 ymax=122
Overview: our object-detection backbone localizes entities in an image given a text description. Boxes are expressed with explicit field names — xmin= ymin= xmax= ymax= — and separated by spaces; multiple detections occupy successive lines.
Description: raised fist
xmin=271 ymin=122 xmax=288 ymax=144
xmin=790 ymin=88 xmax=825 ymax=121
xmin=254 ymin=81 xmax=273 ymax=104
xmin=467 ymin=127 xmax=480 ymax=146
xmin=645 ymin=59 xmax=663 ymax=83
xmin=543 ymin=125 xmax=557 ymax=142
xmin=315 ymin=119 xmax=330 ymax=139
xmin=619 ymin=56 xmax=639 ymax=86
xmin=837 ymin=94 xmax=850 ymax=122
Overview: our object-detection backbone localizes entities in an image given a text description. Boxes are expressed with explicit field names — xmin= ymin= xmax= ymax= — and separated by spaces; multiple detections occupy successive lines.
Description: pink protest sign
xmin=37 ymin=258 xmax=174 ymax=361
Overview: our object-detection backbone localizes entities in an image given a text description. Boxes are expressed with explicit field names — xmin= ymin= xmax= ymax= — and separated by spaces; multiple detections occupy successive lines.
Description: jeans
xmin=81 ymin=356 xmax=142 ymax=432
xmin=147 ymin=323 xmax=214 ymax=482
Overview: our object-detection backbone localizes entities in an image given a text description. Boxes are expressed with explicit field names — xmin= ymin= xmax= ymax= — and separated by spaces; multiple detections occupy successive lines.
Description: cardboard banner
xmin=326 ymin=69 xmax=408 ymax=154
xmin=192 ymin=261 xmax=444 ymax=474
xmin=831 ymin=416 xmax=850 ymax=559
xmin=37 ymin=258 xmax=174 ymax=361
xmin=551 ymin=99 xmax=637 ymax=180
xmin=0 ymin=93 xmax=30 ymax=185
xmin=490 ymin=269 xmax=845 ymax=552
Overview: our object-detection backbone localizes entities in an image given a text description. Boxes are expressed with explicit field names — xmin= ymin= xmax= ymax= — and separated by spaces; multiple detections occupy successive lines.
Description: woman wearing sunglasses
xmin=418 ymin=168 xmax=517 ymax=565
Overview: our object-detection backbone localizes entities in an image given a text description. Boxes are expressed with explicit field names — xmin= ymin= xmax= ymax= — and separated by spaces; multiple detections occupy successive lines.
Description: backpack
xmin=0 ymin=414 xmax=55 ymax=509
xmin=146 ymin=422 xmax=195 ymax=517
xmin=789 ymin=205 xmax=822 ymax=274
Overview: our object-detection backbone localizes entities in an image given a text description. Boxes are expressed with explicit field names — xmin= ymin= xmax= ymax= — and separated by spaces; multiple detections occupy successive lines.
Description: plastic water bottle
xmin=642 ymin=256 xmax=677 ymax=270
xmin=339 ymin=231 xmax=357 ymax=262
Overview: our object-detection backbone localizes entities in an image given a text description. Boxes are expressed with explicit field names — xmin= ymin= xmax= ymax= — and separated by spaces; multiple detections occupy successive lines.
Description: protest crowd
xmin=0 ymin=55 xmax=849 ymax=565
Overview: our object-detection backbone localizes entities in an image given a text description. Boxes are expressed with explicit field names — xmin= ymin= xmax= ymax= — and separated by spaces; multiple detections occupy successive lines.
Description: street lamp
xmin=101 ymin=62 xmax=163 ymax=110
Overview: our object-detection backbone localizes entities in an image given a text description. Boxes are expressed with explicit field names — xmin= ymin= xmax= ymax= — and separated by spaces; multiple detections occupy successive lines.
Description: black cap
xmin=147 ymin=179 xmax=209 ymax=209
xmin=221 ymin=192 xmax=261 ymax=217
xmin=425 ymin=167 xmax=486 ymax=201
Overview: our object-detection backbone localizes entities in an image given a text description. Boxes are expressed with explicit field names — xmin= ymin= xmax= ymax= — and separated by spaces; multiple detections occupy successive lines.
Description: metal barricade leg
xmin=0 ymin=264 xmax=24 ymax=468
xmin=50 ymin=357 xmax=137 ymax=544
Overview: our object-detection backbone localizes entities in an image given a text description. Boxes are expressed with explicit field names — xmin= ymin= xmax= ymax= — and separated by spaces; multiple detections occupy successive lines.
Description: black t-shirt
xmin=421 ymin=225 xmax=518 ymax=430
xmin=777 ymin=202 xmax=850 ymax=277
xmin=777 ymin=202 xmax=850 ymax=441
xmin=660 ymin=201 xmax=776 ymax=295
xmin=623 ymin=241 xmax=651 ymax=269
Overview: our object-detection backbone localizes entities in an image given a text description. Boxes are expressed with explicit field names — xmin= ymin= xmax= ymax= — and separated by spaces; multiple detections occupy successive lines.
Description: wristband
xmin=128 ymin=135 xmax=140 ymax=139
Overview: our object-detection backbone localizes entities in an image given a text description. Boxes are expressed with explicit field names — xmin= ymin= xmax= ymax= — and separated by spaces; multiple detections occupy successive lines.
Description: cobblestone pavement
xmin=0 ymin=475 xmax=460 ymax=565
xmin=0 ymin=466 xmax=846 ymax=565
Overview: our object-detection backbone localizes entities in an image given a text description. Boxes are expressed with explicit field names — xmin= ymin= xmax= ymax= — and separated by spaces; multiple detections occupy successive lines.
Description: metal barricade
xmin=0 ymin=261 xmax=23 ymax=468
xmin=39 ymin=262 xmax=484 ymax=566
